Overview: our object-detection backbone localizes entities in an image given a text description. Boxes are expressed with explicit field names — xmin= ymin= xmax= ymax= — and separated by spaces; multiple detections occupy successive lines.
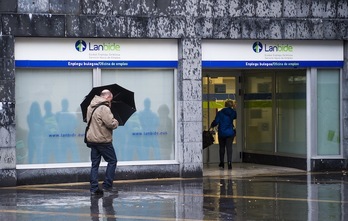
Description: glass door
xmin=243 ymin=70 xmax=307 ymax=156
xmin=203 ymin=71 xmax=241 ymax=163
xmin=276 ymin=71 xmax=306 ymax=155
xmin=243 ymin=74 xmax=274 ymax=153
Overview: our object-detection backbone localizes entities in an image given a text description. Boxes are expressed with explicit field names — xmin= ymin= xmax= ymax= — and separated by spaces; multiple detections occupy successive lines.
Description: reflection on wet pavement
xmin=1 ymin=163 xmax=348 ymax=220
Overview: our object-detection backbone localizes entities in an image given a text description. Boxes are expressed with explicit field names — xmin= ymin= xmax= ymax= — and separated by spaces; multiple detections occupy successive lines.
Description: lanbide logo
xmin=74 ymin=40 xmax=121 ymax=52
xmin=253 ymin=41 xmax=294 ymax=53
xmin=75 ymin=40 xmax=87 ymax=52
xmin=252 ymin=42 xmax=263 ymax=53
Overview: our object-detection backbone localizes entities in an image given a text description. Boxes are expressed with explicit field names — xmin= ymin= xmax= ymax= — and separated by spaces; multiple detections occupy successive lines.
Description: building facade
xmin=0 ymin=0 xmax=347 ymax=186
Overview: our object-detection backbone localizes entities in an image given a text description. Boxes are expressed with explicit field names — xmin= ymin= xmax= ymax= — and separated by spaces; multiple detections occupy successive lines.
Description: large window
xmin=16 ymin=69 xmax=175 ymax=165
xmin=317 ymin=69 xmax=340 ymax=155
xmin=16 ymin=69 xmax=93 ymax=164
xmin=102 ymin=69 xmax=175 ymax=161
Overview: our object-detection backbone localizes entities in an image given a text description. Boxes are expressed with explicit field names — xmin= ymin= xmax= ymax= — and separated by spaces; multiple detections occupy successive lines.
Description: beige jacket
xmin=86 ymin=95 xmax=119 ymax=144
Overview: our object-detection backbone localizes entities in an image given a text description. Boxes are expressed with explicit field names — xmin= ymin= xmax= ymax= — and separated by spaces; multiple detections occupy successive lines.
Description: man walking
xmin=86 ymin=89 xmax=119 ymax=195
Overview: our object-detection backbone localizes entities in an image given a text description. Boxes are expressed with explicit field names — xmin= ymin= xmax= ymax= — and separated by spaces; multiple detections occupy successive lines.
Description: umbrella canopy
xmin=80 ymin=84 xmax=136 ymax=126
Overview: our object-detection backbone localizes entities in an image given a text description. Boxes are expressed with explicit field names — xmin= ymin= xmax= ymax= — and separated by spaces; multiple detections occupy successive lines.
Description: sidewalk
xmin=203 ymin=162 xmax=305 ymax=177
xmin=1 ymin=163 xmax=347 ymax=221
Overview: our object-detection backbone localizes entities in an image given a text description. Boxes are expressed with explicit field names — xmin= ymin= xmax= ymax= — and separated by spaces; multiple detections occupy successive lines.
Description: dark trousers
xmin=90 ymin=143 xmax=117 ymax=192
xmin=218 ymin=136 xmax=233 ymax=163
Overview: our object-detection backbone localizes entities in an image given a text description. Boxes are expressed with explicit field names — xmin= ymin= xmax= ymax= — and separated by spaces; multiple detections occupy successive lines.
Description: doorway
xmin=203 ymin=69 xmax=307 ymax=166
xmin=202 ymin=70 xmax=242 ymax=164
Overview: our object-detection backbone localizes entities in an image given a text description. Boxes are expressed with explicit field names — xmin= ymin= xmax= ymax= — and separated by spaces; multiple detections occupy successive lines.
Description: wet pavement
xmin=1 ymin=163 xmax=348 ymax=220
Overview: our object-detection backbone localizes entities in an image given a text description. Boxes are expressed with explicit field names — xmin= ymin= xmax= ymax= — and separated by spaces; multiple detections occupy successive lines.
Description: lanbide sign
xmin=15 ymin=38 xmax=178 ymax=68
xmin=202 ymin=40 xmax=343 ymax=68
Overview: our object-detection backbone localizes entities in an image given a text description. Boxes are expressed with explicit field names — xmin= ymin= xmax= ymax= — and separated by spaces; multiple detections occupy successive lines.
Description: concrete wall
xmin=0 ymin=0 xmax=348 ymax=186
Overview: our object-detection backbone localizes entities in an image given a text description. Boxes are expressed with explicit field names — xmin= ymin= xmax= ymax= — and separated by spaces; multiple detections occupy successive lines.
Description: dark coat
xmin=211 ymin=107 xmax=237 ymax=138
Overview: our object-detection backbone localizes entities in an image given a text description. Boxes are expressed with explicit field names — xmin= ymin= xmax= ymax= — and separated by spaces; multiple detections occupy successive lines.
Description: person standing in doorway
xmin=86 ymin=89 xmax=119 ymax=195
xmin=211 ymin=100 xmax=237 ymax=170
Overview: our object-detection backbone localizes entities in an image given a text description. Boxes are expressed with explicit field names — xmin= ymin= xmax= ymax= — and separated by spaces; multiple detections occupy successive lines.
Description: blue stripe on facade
xmin=244 ymin=93 xmax=272 ymax=100
xmin=16 ymin=60 xmax=343 ymax=68
xmin=203 ymin=93 xmax=306 ymax=101
xmin=203 ymin=94 xmax=236 ymax=101
xmin=15 ymin=60 xmax=178 ymax=68
xmin=202 ymin=61 xmax=344 ymax=68
xmin=243 ymin=92 xmax=306 ymax=100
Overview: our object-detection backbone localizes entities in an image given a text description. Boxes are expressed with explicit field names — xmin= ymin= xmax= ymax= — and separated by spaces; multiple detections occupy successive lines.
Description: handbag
xmin=202 ymin=127 xmax=215 ymax=149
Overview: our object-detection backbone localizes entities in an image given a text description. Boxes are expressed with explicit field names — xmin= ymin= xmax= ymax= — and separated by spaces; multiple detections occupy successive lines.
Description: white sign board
xmin=15 ymin=38 xmax=178 ymax=68
xmin=202 ymin=40 xmax=343 ymax=68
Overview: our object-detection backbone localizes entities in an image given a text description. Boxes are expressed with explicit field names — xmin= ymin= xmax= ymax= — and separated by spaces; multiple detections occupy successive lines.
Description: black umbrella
xmin=80 ymin=83 xmax=136 ymax=126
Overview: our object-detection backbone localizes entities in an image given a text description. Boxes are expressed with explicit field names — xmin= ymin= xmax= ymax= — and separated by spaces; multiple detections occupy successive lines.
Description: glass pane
xmin=102 ymin=69 xmax=175 ymax=161
xmin=317 ymin=70 xmax=340 ymax=155
xmin=244 ymin=76 xmax=273 ymax=152
xmin=203 ymin=77 xmax=237 ymax=143
xmin=276 ymin=72 xmax=306 ymax=156
xmin=16 ymin=69 xmax=93 ymax=164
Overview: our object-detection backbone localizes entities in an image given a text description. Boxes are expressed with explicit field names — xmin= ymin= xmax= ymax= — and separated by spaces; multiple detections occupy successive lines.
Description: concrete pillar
xmin=0 ymin=35 xmax=16 ymax=186
xmin=177 ymin=38 xmax=203 ymax=178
